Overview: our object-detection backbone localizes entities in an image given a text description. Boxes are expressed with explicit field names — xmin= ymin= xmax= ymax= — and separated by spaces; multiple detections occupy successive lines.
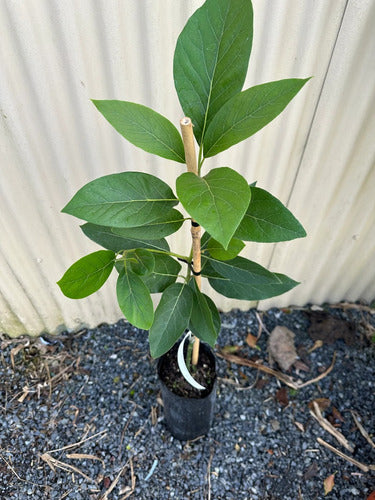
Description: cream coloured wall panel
xmin=0 ymin=0 xmax=374 ymax=336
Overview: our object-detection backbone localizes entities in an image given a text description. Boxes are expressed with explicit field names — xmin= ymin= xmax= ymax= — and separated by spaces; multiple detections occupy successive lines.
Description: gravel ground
xmin=1 ymin=304 xmax=374 ymax=500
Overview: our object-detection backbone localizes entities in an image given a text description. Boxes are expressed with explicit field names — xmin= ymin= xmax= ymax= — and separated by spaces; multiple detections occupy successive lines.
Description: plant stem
xmin=118 ymin=248 xmax=190 ymax=262
xmin=180 ymin=117 xmax=201 ymax=366
xmin=185 ymin=339 xmax=194 ymax=374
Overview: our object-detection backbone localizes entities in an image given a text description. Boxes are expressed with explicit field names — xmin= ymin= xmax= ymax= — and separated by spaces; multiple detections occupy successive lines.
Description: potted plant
xmin=58 ymin=0 xmax=309 ymax=440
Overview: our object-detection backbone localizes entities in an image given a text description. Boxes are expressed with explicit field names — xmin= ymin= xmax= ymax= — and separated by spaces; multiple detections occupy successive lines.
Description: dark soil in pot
xmin=157 ymin=340 xmax=217 ymax=440
xmin=157 ymin=340 xmax=216 ymax=398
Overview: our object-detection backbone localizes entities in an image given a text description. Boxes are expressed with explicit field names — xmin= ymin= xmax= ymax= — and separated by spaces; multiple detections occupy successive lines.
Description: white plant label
xmin=177 ymin=331 xmax=205 ymax=391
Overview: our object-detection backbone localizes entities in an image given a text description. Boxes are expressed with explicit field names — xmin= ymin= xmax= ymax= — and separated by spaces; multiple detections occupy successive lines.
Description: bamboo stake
xmin=180 ymin=117 xmax=200 ymax=366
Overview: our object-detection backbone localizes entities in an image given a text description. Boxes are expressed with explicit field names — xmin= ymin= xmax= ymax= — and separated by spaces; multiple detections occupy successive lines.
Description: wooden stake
xmin=180 ymin=117 xmax=200 ymax=366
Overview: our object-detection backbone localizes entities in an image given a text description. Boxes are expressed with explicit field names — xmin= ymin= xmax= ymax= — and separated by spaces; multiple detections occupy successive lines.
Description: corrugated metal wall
xmin=1 ymin=0 xmax=374 ymax=337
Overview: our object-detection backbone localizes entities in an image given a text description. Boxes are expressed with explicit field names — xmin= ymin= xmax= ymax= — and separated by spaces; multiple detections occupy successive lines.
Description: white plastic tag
xmin=177 ymin=331 xmax=205 ymax=391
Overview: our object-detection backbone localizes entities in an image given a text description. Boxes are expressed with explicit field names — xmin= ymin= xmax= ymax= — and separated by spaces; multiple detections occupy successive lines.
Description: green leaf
xmin=189 ymin=279 xmax=220 ymax=347
xmin=206 ymin=236 xmax=245 ymax=261
xmin=203 ymin=78 xmax=311 ymax=157
xmin=141 ymin=254 xmax=181 ymax=293
xmin=126 ymin=249 xmax=155 ymax=276
xmin=57 ymin=250 xmax=115 ymax=299
xmin=174 ymin=0 xmax=253 ymax=143
xmin=63 ymin=171 xmax=178 ymax=228
xmin=204 ymin=256 xmax=299 ymax=300
xmin=235 ymin=186 xmax=306 ymax=242
xmin=81 ymin=223 xmax=170 ymax=253
xmin=116 ymin=268 xmax=154 ymax=330
xmin=149 ymin=283 xmax=193 ymax=358
xmin=92 ymin=100 xmax=185 ymax=163
xmin=176 ymin=167 xmax=250 ymax=249
xmin=111 ymin=209 xmax=185 ymax=240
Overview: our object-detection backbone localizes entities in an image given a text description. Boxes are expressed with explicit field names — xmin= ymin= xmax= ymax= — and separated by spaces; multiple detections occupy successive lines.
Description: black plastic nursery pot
xmin=157 ymin=341 xmax=217 ymax=441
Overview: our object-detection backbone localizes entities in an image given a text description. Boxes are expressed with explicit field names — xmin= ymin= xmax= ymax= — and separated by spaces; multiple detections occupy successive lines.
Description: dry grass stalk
xmin=17 ymin=385 xmax=30 ymax=403
xmin=118 ymin=404 xmax=137 ymax=459
xmin=218 ymin=376 xmax=258 ymax=391
xmin=217 ymin=351 xmax=336 ymax=390
xmin=0 ymin=453 xmax=25 ymax=482
xmin=66 ymin=453 xmax=105 ymax=466
xmin=120 ymin=458 xmax=136 ymax=499
xmin=45 ymin=429 xmax=107 ymax=454
xmin=206 ymin=448 xmax=215 ymax=500
xmin=151 ymin=406 xmax=158 ymax=426
xmin=350 ymin=410 xmax=375 ymax=449
xmin=255 ymin=311 xmax=270 ymax=335
xmin=58 ymin=489 xmax=74 ymax=500
xmin=10 ymin=343 xmax=27 ymax=369
xmin=100 ymin=459 xmax=132 ymax=500
xmin=40 ymin=453 xmax=94 ymax=482
xmin=11 ymin=358 xmax=78 ymax=404
xmin=317 ymin=438 xmax=372 ymax=473
xmin=330 ymin=302 xmax=374 ymax=312
xmin=310 ymin=402 xmax=354 ymax=452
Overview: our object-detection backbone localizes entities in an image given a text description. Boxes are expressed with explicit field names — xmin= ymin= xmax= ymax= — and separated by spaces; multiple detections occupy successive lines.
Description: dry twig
xmin=40 ymin=453 xmax=94 ymax=482
xmin=255 ymin=311 xmax=270 ymax=335
xmin=120 ymin=458 xmax=136 ymax=499
xmin=217 ymin=351 xmax=336 ymax=390
xmin=350 ymin=410 xmax=375 ymax=449
xmin=101 ymin=460 xmax=131 ymax=500
xmin=206 ymin=448 xmax=215 ymax=500
xmin=66 ymin=453 xmax=105 ymax=466
xmin=330 ymin=302 xmax=374 ymax=313
xmin=45 ymin=429 xmax=107 ymax=454
xmin=317 ymin=438 xmax=375 ymax=473
xmin=310 ymin=402 xmax=354 ymax=452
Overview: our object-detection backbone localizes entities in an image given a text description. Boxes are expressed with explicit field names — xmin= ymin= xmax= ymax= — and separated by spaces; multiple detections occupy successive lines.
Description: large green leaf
xmin=141 ymin=254 xmax=181 ymax=293
xmin=203 ymin=78 xmax=310 ymax=157
xmin=92 ymin=100 xmax=185 ymax=163
xmin=125 ymin=249 xmax=155 ymax=276
xmin=111 ymin=209 xmax=184 ymax=240
xmin=235 ymin=186 xmax=306 ymax=242
xmin=57 ymin=250 xmax=115 ymax=299
xmin=204 ymin=256 xmax=299 ymax=300
xmin=63 ymin=172 xmax=178 ymax=228
xmin=149 ymin=283 xmax=193 ymax=358
xmin=173 ymin=0 xmax=253 ymax=143
xmin=206 ymin=236 xmax=245 ymax=261
xmin=81 ymin=223 xmax=170 ymax=253
xmin=116 ymin=268 xmax=154 ymax=330
xmin=176 ymin=167 xmax=250 ymax=249
xmin=189 ymin=279 xmax=220 ymax=347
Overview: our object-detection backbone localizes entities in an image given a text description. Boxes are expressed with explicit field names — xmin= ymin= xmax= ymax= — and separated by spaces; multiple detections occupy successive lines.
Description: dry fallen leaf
xmin=103 ymin=476 xmax=111 ymax=489
xmin=221 ymin=345 xmax=241 ymax=354
xmin=307 ymin=311 xmax=355 ymax=345
xmin=308 ymin=398 xmax=331 ymax=412
xmin=268 ymin=326 xmax=297 ymax=371
xmin=324 ymin=473 xmax=335 ymax=495
xmin=294 ymin=421 xmax=305 ymax=433
xmin=275 ymin=387 xmax=289 ymax=407
xmin=294 ymin=359 xmax=310 ymax=372
xmin=246 ymin=332 xmax=258 ymax=349
xmin=367 ymin=492 xmax=375 ymax=500
xmin=331 ymin=406 xmax=345 ymax=423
